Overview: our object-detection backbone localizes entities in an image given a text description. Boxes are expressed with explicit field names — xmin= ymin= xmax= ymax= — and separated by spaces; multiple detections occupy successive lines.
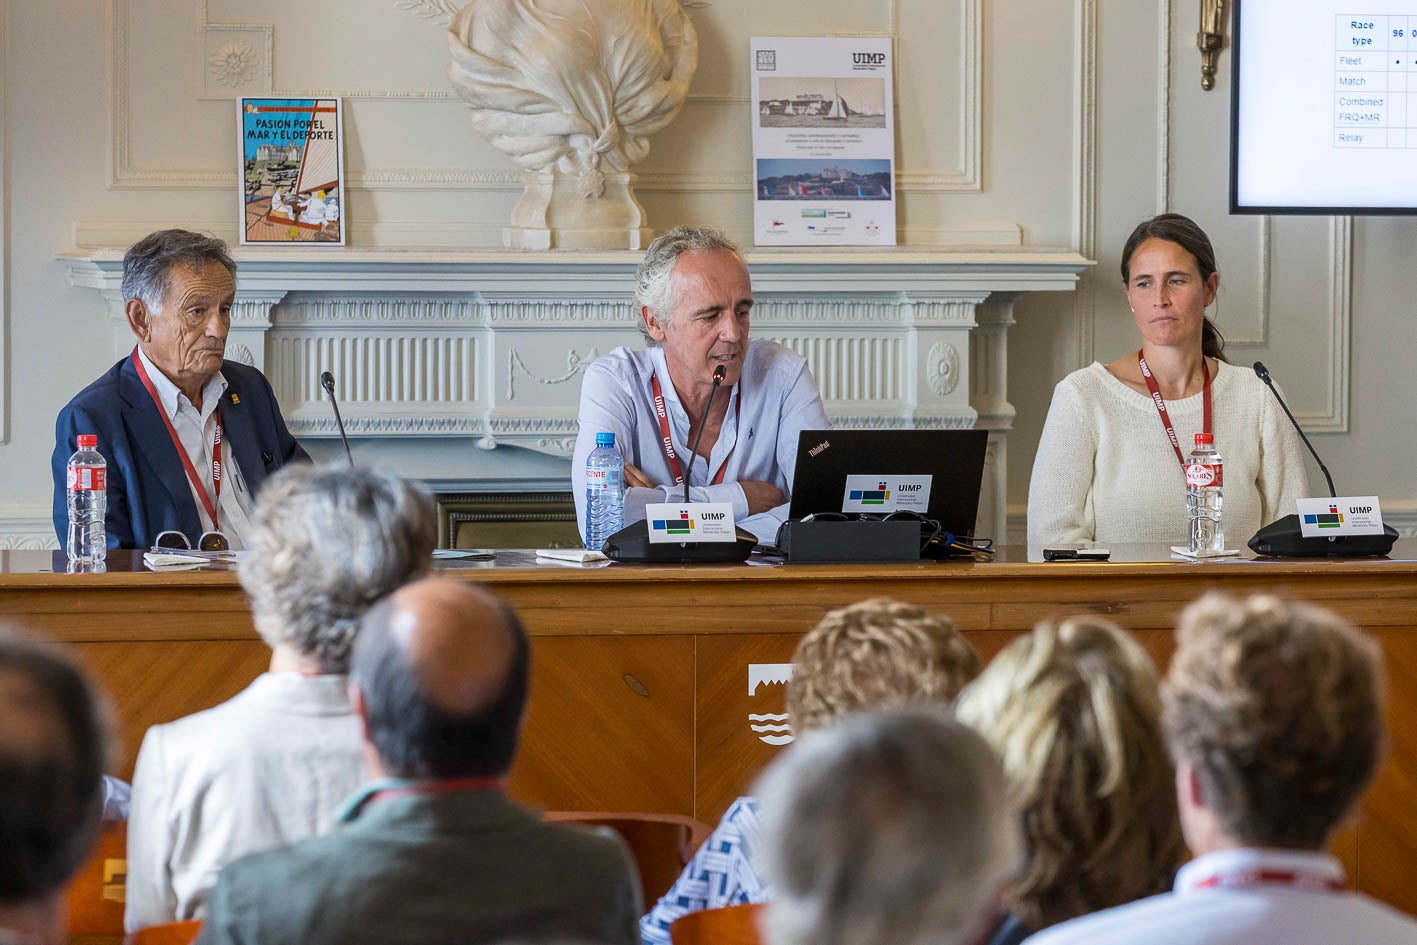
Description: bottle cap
xmin=595 ymin=432 xmax=615 ymax=447
xmin=1194 ymin=433 xmax=1213 ymax=445
xmin=76 ymin=435 xmax=98 ymax=449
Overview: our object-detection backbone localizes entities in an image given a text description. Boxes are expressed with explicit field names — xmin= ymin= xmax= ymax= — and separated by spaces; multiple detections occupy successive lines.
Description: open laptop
xmin=786 ymin=429 xmax=989 ymax=547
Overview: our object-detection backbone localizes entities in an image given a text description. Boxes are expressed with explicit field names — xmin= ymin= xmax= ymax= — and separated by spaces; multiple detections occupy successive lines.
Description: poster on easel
xmin=750 ymin=37 xmax=895 ymax=246
xmin=239 ymin=98 xmax=345 ymax=245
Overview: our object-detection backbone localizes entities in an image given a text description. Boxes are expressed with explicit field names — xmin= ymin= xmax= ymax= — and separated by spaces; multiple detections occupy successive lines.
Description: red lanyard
xmin=650 ymin=373 xmax=739 ymax=487
xmin=1138 ymin=349 xmax=1211 ymax=468
xmin=364 ymin=775 xmax=505 ymax=808
xmin=1192 ymin=867 xmax=1344 ymax=893
xmin=132 ymin=349 xmax=223 ymax=529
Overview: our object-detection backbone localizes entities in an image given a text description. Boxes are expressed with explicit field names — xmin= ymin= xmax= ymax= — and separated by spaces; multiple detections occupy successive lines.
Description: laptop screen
xmin=787 ymin=429 xmax=989 ymax=538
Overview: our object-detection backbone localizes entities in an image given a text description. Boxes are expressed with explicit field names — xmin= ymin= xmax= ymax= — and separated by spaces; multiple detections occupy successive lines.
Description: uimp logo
xmin=853 ymin=52 xmax=886 ymax=65
xmin=651 ymin=510 xmax=696 ymax=535
xmin=1303 ymin=504 xmax=1345 ymax=529
xmin=849 ymin=481 xmax=891 ymax=504
xmin=748 ymin=663 xmax=795 ymax=746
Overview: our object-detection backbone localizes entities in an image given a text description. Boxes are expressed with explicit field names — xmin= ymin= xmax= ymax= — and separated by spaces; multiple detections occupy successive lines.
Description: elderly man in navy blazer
xmin=52 ymin=229 xmax=307 ymax=550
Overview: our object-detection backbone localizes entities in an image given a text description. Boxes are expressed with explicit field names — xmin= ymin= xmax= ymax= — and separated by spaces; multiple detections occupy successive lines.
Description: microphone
xmin=320 ymin=371 xmax=354 ymax=466
xmin=681 ymin=364 xmax=727 ymax=503
xmin=1253 ymin=362 xmax=1335 ymax=497
xmin=1248 ymin=361 xmax=1395 ymax=556
xmin=599 ymin=361 xmax=755 ymax=563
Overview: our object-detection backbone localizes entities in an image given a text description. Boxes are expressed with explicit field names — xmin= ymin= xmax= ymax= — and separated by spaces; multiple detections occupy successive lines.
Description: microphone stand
xmin=319 ymin=371 xmax=355 ymax=466
xmin=681 ymin=365 xmax=727 ymax=504
xmin=1254 ymin=362 xmax=1335 ymax=497
xmin=1248 ymin=361 xmax=1394 ymax=556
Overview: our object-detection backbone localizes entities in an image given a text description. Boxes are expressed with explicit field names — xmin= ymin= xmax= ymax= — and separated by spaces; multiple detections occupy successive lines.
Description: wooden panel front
xmin=512 ymin=635 xmax=695 ymax=815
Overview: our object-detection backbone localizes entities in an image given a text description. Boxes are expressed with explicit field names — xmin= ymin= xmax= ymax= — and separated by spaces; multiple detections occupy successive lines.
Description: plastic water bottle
xmin=584 ymin=432 xmax=625 ymax=550
xmin=66 ymin=434 xmax=108 ymax=572
xmin=1186 ymin=433 xmax=1224 ymax=555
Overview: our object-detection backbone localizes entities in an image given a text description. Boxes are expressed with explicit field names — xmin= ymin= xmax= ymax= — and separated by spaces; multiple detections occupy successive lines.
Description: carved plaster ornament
xmin=447 ymin=0 xmax=698 ymax=249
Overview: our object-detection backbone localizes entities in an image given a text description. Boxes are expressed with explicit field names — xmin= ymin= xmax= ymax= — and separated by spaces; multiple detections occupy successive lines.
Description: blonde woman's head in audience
xmin=786 ymin=597 xmax=981 ymax=736
xmin=1166 ymin=592 xmax=1383 ymax=853
xmin=954 ymin=615 xmax=1183 ymax=932
xmin=757 ymin=708 xmax=1019 ymax=945
xmin=239 ymin=465 xmax=437 ymax=674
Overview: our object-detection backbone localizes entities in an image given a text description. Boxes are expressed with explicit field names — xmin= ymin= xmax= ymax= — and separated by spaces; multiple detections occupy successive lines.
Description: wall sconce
xmin=1198 ymin=0 xmax=1226 ymax=90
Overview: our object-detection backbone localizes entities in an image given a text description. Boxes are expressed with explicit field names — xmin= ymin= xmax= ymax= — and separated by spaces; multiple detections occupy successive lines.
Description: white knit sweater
xmin=1027 ymin=361 xmax=1310 ymax=547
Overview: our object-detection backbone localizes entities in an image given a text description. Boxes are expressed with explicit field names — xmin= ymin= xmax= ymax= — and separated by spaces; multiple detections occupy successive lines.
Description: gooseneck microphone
xmin=681 ymin=364 xmax=728 ymax=503
xmin=1253 ymin=362 xmax=1335 ymax=497
xmin=1248 ymin=361 xmax=1395 ymax=556
xmin=320 ymin=371 xmax=355 ymax=466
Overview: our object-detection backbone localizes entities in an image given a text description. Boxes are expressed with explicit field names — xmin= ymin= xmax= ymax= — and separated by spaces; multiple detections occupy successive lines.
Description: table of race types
xmin=1336 ymin=15 xmax=1417 ymax=148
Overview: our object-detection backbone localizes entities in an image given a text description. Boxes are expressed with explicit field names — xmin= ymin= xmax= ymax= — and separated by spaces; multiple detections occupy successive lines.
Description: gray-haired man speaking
xmin=571 ymin=226 xmax=828 ymax=544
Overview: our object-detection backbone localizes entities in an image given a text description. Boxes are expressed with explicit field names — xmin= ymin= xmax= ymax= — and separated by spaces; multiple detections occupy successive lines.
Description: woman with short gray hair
xmin=125 ymin=465 xmax=436 ymax=933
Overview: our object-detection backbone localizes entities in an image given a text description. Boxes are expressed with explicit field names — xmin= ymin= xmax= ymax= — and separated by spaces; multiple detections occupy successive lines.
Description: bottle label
xmin=67 ymin=466 xmax=107 ymax=491
xmin=1185 ymin=463 xmax=1222 ymax=488
xmin=586 ymin=468 xmax=622 ymax=491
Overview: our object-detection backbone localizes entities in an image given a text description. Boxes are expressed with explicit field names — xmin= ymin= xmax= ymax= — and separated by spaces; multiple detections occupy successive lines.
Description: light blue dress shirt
xmin=573 ymin=340 xmax=829 ymax=544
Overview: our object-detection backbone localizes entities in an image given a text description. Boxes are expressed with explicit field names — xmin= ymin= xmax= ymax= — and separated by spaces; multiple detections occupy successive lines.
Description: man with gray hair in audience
xmin=755 ymin=708 xmax=1020 ymax=945
xmin=197 ymin=578 xmax=641 ymax=945
xmin=0 ymin=627 xmax=110 ymax=945
xmin=124 ymin=464 xmax=436 ymax=932
xmin=572 ymin=225 xmax=828 ymax=544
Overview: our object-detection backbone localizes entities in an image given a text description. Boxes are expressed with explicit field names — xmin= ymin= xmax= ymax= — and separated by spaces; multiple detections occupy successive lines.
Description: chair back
xmin=65 ymin=819 xmax=127 ymax=938
xmin=123 ymin=919 xmax=203 ymax=945
xmin=542 ymin=810 xmax=712 ymax=907
xmin=670 ymin=902 xmax=765 ymax=945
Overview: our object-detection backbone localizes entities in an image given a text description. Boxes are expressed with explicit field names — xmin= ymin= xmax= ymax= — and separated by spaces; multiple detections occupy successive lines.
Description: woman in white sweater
xmin=1028 ymin=214 xmax=1308 ymax=547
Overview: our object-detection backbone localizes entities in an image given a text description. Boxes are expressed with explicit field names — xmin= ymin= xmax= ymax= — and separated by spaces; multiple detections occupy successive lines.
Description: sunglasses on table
xmin=153 ymin=530 xmax=232 ymax=553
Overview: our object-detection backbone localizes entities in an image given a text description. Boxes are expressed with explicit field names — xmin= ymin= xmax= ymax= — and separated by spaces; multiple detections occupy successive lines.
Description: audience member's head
xmin=0 ymin=627 xmax=109 ymax=942
xmin=955 ymin=617 xmax=1183 ymax=932
xmin=757 ymin=708 xmax=1019 ymax=945
xmin=1166 ymin=592 xmax=1383 ymax=853
xmin=352 ymin=578 xmax=529 ymax=779
xmin=786 ymin=597 xmax=981 ymax=736
xmin=239 ymin=465 xmax=437 ymax=674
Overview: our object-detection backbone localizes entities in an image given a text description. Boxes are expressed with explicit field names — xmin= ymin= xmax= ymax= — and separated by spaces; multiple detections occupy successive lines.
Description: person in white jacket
xmin=1028 ymin=213 xmax=1308 ymax=548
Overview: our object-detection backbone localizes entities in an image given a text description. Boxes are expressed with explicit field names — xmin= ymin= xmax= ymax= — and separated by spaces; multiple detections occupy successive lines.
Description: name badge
xmin=1296 ymin=496 xmax=1385 ymax=537
xmin=841 ymin=474 xmax=933 ymax=514
xmin=645 ymin=502 xmax=738 ymax=544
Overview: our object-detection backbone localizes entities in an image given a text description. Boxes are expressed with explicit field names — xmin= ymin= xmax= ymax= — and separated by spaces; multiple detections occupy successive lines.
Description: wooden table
xmin=4 ymin=544 xmax=1417 ymax=911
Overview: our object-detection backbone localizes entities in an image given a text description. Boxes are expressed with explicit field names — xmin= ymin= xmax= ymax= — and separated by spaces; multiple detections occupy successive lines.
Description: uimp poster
xmin=239 ymin=98 xmax=345 ymax=245
xmin=751 ymin=37 xmax=895 ymax=246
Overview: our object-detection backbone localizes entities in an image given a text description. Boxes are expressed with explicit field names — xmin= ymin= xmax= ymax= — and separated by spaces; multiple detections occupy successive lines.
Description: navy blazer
xmin=52 ymin=354 xmax=309 ymax=549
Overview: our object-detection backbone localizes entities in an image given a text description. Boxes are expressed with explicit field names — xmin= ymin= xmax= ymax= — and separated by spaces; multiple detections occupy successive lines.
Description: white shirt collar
xmin=1175 ymin=847 xmax=1346 ymax=894
xmin=136 ymin=345 xmax=227 ymax=421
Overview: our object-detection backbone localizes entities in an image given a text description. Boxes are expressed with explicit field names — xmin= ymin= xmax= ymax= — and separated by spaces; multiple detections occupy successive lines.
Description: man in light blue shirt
xmin=573 ymin=226 xmax=828 ymax=544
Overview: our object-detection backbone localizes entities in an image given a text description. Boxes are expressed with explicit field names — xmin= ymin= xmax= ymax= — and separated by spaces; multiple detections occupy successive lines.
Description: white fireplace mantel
xmin=60 ymin=246 xmax=1092 ymax=539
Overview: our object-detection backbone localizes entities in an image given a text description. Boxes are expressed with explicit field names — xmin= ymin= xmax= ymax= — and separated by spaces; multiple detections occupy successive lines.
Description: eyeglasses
xmin=154 ymin=530 xmax=231 ymax=553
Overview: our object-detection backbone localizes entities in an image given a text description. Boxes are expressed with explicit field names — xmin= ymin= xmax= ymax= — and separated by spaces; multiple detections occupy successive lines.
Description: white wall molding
xmin=108 ymin=0 xmax=984 ymax=196
xmin=0 ymin=506 xmax=55 ymax=551
xmin=0 ymin=0 xmax=8 ymax=443
xmin=1071 ymin=0 xmax=1098 ymax=368
xmin=1156 ymin=0 xmax=1171 ymax=212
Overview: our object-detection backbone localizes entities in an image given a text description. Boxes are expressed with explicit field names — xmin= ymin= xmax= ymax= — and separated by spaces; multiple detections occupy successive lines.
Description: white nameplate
xmin=1296 ymin=496 xmax=1385 ymax=538
xmin=841 ymin=474 xmax=933 ymax=514
xmin=645 ymin=502 xmax=739 ymax=544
